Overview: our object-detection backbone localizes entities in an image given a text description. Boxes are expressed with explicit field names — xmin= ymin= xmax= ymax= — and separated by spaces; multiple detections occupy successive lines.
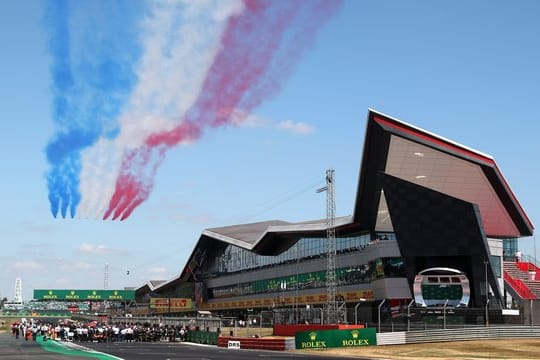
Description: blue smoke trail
xmin=43 ymin=0 xmax=144 ymax=218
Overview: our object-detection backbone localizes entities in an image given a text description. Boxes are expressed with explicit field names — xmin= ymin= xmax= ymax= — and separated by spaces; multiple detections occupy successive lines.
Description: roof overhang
xmin=201 ymin=216 xmax=356 ymax=255
xmin=134 ymin=280 xmax=167 ymax=295
xmin=353 ymin=109 xmax=534 ymax=237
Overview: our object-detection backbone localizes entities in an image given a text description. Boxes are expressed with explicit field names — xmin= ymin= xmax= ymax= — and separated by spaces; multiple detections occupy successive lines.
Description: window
xmin=490 ymin=255 xmax=501 ymax=277
xmin=211 ymin=234 xmax=371 ymax=274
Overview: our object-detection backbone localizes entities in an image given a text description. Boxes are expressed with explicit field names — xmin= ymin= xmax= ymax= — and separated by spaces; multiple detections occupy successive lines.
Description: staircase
xmin=503 ymin=261 xmax=540 ymax=299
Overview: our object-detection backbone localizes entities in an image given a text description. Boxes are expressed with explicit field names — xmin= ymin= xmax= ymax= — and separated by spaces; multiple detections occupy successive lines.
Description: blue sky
xmin=1 ymin=0 xmax=539 ymax=301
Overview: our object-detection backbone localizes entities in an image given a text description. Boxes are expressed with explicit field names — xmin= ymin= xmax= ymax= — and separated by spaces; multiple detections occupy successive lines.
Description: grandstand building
xmin=133 ymin=109 xmax=537 ymax=326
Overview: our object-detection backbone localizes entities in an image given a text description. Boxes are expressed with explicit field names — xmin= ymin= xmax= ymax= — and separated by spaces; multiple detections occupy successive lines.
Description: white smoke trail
xmin=78 ymin=0 xmax=244 ymax=219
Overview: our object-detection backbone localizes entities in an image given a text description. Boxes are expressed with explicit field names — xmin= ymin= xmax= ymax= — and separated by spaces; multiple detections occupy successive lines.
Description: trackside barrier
xmin=376 ymin=325 xmax=540 ymax=345
xmin=274 ymin=323 xmax=365 ymax=336
xmin=218 ymin=336 xmax=295 ymax=351
xmin=295 ymin=328 xmax=377 ymax=349
xmin=186 ymin=331 xmax=219 ymax=345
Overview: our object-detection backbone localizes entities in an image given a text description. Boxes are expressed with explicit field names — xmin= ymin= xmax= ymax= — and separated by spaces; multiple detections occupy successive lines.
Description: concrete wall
xmin=521 ymin=299 xmax=540 ymax=326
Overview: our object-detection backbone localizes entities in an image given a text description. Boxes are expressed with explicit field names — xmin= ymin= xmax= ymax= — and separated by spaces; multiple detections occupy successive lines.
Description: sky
xmin=1 ymin=0 xmax=539 ymax=301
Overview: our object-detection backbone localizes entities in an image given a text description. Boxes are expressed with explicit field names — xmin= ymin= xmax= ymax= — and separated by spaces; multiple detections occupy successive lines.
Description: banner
xmin=295 ymin=328 xmax=377 ymax=349
xmin=150 ymin=298 xmax=169 ymax=311
xmin=149 ymin=298 xmax=193 ymax=312
xmin=34 ymin=289 xmax=135 ymax=301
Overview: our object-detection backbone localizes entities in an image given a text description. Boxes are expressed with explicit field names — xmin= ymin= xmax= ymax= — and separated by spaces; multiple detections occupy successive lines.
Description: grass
xmin=305 ymin=338 xmax=540 ymax=360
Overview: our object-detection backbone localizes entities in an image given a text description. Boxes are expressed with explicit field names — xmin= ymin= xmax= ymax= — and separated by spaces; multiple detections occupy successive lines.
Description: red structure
xmin=217 ymin=336 xmax=290 ymax=351
xmin=273 ymin=323 xmax=364 ymax=337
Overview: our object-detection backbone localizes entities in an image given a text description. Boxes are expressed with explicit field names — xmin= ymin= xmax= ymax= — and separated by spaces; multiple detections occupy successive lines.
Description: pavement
xmin=0 ymin=332 xmax=118 ymax=360
xmin=82 ymin=340 xmax=364 ymax=360
xmin=1 ymin=331 xmax=363 ymax=360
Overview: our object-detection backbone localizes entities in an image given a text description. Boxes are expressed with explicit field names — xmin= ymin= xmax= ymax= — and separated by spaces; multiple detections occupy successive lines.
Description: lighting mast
xmin=14 ymin=278 xmax=22 ymax=303
xmin=318 ymin=169 xmax=340 ymax=324
xmin=104 ymin=263 xmax=109 ymax=290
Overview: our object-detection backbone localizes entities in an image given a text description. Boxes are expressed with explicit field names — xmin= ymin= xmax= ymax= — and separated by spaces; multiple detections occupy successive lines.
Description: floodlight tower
xmin=317 ymin=169 xmax=339 ymax=324
xmin=104 ymin=263 xmax=109 ymax=290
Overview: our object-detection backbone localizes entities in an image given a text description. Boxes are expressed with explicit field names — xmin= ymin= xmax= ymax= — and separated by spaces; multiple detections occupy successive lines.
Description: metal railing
xmin=377 ymin=325 xmax=540 ymax=345
xmin=504 ymin=271 xmax=537 ymax=299
xmin=107 ymin=315 xmax=222 ymax=332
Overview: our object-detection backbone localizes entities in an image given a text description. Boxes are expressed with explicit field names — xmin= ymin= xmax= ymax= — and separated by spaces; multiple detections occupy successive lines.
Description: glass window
xmin=209 ymin=257 xmax=404 ymax=299
xmin=490 ymin=255 xmax=501 ymax=277
xmin=502 ymin=237 xmax=518 ymax=261
xmin=210 ymin=234 xmax=372 ymax=274
xmin=381 ymin=257 xmax=406 ymax=277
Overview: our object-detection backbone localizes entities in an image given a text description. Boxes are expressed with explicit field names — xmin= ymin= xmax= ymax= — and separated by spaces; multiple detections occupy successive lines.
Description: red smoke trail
xmin=103 ymin=145 xmax=166 ymax=221
xmin=102 ymin=149 xmax=144 ymax=220
xmin=103 ymin=0 xmax=342 ymax=220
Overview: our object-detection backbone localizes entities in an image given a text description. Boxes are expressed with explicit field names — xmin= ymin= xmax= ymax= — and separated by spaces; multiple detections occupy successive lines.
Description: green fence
xmin=186 ymin=330 xmax=219 ymax=345
xmin=295 ymin=328 xmax=377 ymax=349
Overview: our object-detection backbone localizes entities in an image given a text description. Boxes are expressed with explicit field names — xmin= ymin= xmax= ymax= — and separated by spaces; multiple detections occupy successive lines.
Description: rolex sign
xmin=295 ymin=328 xmax=376 ymax=349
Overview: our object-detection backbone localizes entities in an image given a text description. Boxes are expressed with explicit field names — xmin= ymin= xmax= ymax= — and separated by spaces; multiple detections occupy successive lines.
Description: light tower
xmin=14 ymin=278 xmax=22 ymax=303
xmin=104 ymin=263 xmax=109 ymax=290
xmin=317 ymin=169 xmax=343 ymax=324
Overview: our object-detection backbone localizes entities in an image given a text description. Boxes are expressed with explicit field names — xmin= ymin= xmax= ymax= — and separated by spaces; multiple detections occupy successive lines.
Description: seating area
xmin=504 ymin=261 xmax=540 ymax=299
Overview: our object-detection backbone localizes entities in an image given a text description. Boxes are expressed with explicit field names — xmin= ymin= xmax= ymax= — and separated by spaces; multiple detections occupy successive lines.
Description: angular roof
xmin=134 ymin=279 xmax=168 ymax=295
xmin=354 ymin=109 xmax=534 ymax=237
xmin=149 ymin=280 xmax=167 ymax=288
xmin=203 ymin=216 xmax=354 ymax=255
xmin=204 ymin=220 xmax=291 ymax=247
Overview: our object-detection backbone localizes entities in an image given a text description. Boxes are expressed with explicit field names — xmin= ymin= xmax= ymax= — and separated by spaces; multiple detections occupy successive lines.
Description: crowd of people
xmin=11 ymin=319 xmax=191 ymax=343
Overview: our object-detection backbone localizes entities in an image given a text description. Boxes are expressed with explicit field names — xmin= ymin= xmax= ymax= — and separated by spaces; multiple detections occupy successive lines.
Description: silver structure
xmin=413 ymin=267 xmax=471 ymax=307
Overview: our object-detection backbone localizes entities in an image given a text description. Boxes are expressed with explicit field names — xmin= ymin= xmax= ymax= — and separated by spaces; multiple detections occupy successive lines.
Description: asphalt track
xmin=0 ymin=333 xmax=369 ymax=360
xmin=83 ymin=341 xmax=366 ymax=360
xmin=0 ymin=332 xmax=98 ymax=360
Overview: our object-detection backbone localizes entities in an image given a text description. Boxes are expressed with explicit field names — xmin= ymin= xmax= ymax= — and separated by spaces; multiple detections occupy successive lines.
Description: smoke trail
xmin=104 ymin=0 xmax=342 ymax=220
xmin=44 ymin=0 xmax=144 ymax=218
xmin=78 ymin=138 xmax=123 ymax=218
xmin=102 ymin=145 xmax=167 ymax=221
xmin=78 ymin=0 xmax=242 ymax=219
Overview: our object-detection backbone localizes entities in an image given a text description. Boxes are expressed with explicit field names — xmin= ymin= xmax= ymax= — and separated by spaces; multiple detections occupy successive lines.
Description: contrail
xmin=104 ymin=0 xmax=342 ymax=220
xmin=44 ymin=0 xmax=143 ymax=218
xmin=43 ymin=0 xmax=342 ymax=220
xmin=83 ymin=0 xmax=241 ymax=219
